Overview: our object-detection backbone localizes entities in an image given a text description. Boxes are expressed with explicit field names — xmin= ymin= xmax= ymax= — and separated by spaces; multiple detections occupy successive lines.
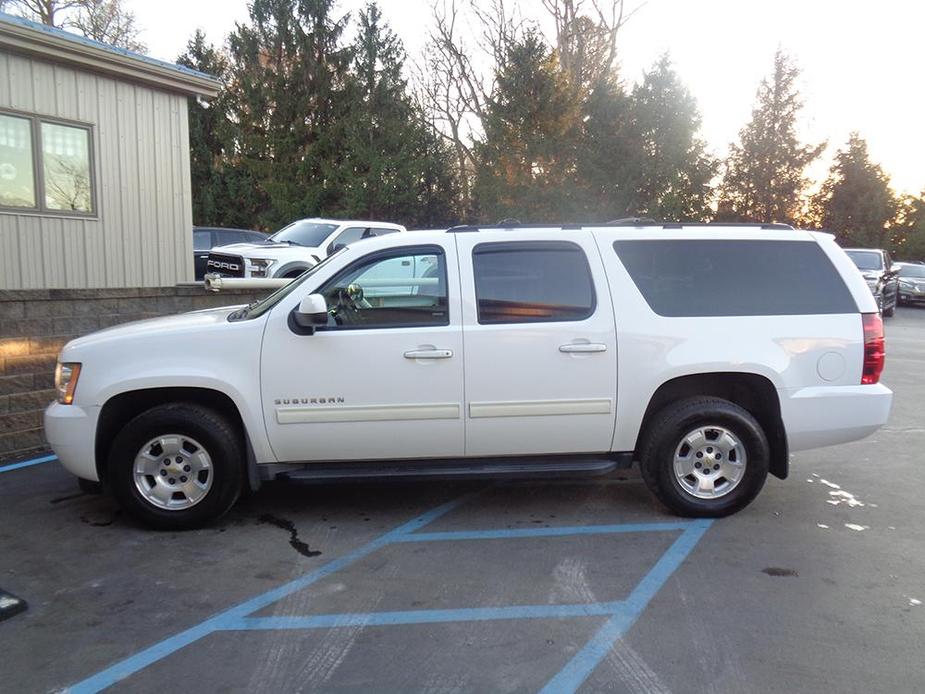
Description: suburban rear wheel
xmin=107 ymin=403 xmax=244 ymax=529
xmin=640 ymin=397 xmax=769 ymax=517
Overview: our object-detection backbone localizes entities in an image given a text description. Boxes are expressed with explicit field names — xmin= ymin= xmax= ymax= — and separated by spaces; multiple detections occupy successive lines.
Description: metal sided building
xmin=0 ymin=12 xmax=221 ymax=290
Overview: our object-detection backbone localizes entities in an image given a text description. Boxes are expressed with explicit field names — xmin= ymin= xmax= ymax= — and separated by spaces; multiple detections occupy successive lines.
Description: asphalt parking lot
xmin=1 ymin=308 xmax=923 ymax=693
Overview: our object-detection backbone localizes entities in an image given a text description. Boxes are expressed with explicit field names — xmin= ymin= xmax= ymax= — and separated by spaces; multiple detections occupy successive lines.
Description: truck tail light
xmin=861 ymin=313 xmax=884 ymax=385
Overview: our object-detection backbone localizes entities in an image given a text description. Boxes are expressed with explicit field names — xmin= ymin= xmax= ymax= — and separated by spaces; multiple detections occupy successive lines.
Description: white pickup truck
xmin=206 ymin=217 xmax=406 ymax=280
xmin=45 ymin=223 xmax=892 ymax=528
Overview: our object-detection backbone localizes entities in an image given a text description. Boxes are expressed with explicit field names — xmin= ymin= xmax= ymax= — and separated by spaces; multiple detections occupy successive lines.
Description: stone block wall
xmin=0 ymin=286 xmax=269 ymax=461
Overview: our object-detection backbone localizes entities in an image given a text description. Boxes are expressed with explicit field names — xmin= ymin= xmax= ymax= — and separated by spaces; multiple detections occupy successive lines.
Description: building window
xmin=0 ymin=114 xmax=36 ymax=208
xmin=0 ymin=111 xmax=95 ymax=216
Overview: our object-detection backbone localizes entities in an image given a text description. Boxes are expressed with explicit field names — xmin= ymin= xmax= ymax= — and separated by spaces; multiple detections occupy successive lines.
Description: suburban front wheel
xmin=107 ymin=403 xmax=244 ymax=529
xmin=640 ymin=397 xmax=769 ymax=517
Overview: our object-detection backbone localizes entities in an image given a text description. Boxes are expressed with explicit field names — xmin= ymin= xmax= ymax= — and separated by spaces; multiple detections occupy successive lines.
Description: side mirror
xmin=331 ymin=243 xmax=347 ymax=254
xmin=291 ymin=294 xmax=328 ymax=335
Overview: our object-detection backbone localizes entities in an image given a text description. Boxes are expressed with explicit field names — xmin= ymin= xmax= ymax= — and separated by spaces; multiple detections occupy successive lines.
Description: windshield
xmin=269 ymin=220 xmax=338 ymax=247
xmin=898 ymin=264 xmax=925 ymax=278
xmin=230 ymin=249 xmax=346 ymax=321
xmin=846 ymin=250 xmax=883 ymax=271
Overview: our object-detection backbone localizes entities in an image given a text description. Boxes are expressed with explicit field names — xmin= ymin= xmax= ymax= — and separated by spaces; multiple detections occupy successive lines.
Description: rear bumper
xmin=44 ymin=402 xmax=100 ymax=481
xmin=779 ymin=383 xmax=892 ymax=452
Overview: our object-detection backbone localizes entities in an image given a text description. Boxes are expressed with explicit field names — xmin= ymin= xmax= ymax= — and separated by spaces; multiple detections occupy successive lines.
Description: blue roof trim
xmin=0 ymin=11 xmax=218 ymax=83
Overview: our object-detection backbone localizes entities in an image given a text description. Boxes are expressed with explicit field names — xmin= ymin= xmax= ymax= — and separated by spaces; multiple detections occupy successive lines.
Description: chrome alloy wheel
xmin=673 ymin=425 xmax=747 ymax=500
xmin=133 ymin=435 xmax=213 ymax=510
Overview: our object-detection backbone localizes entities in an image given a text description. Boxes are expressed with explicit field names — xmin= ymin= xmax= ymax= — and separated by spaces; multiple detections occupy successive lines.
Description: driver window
xmin=318 ymin=249 xmax=448 ymax=329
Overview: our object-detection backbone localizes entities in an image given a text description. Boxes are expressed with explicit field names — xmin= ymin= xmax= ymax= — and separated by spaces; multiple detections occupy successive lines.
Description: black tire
xmin=282 ymin=269 xmax=306 ymax=279
xmin=639 ymin=397 xmax=769 ymax=517
xmin=107 ymin=403 xmax=244 ymax=529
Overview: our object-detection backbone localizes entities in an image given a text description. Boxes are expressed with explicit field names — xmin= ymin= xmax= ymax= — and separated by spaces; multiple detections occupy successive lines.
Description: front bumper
xmin=779 ymin=383 xmax=892 ymax=452
xmin=44 ymin=402 xmax=100 ymax=481
xmin=899 ymin=288 xmax=925 ymax=303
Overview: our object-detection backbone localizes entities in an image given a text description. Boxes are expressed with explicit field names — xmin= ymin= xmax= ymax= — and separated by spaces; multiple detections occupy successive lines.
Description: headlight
xmin=247 ymin=258 xmax=275 ymax=277
xmin=54 ymin=362 xmax=81 ymax=405
xmin=899 ymin=280 xmax=913 ymax=289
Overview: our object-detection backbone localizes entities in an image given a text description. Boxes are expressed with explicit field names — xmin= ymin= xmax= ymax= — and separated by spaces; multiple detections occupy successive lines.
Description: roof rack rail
xmin=606 ymin=217 xmax=658 ymax=225
xmin=445 ymin=221 xmax=796 ymax=233
xmin=654 ymin=222 xmax=795 ymax=230
xmin=445 ymin=222 xmax=577 ymax=233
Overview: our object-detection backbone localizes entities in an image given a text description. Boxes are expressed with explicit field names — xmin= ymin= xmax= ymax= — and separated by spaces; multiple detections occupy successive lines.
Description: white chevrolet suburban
xmin=45 ymin=222 xmax=892 ymax=529
xmin=206 ymin=217 xmax=406 ymax=280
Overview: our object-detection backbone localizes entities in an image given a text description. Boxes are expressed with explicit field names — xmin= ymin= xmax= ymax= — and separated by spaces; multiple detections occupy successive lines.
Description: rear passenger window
xmin=473 ymin=242 xmax=595 ymax=324
xmin=613 ymin=240 xmax=857 ymax=317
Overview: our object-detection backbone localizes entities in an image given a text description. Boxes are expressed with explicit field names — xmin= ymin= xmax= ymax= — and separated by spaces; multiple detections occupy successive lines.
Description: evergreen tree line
xmin=174 ymin=0 xmax=925 ymax=259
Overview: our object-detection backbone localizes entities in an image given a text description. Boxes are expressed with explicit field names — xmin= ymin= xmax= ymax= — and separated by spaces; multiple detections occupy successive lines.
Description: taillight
xmin=861 ymin=313 xmax=884 ymax=384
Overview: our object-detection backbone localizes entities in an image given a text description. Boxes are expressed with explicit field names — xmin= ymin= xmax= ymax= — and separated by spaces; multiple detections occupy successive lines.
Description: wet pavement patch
xmin=0 ymin=589 xmax=28 ymax=622
xmin=80 ymin=509 xmax=121 ymax=527
xmin=257 ymin=513 xmax=322 ymax=558
xmin=762 ymin=567 xmax=799 ymax=577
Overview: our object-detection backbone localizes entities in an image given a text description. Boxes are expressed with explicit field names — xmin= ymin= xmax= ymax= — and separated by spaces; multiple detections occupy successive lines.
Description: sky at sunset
xmin=127 ymin=0 xmax=925 ymax=196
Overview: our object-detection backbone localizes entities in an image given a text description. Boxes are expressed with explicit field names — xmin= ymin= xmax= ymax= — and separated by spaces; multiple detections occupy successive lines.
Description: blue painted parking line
xmin=67 ymin=492 xmax=478 ymax=694
xmin=0 ymin=454 xmax=57 ymax=473
xmin=67 ymin=488 xmax=712 ymax=694
xmin=395 ymin=520 xmax=695 ymax=543
xmin=226 ymin=601 xmax=627 ymax=630
xmin=540 ymin=519 xmax=712 ymax=693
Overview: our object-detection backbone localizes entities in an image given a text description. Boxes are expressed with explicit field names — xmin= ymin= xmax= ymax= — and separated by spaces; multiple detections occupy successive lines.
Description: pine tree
xmin=178 ymin=31 xmax=266 ymax=228
xmin=338 ymin=3 xmax=457 ymax=226
xmin=224 ymin=0 xmax=352 ymax=229
xmin=630 ymin=55 xmax=717 ymax=221
xmin=573 ymin=76 xmax=639 ymax=221
xmin=473 ymin=30 xmax=583 ymax=222
xmin=717 ymin=50 xmax=824 ymax=224
xmin=895 ymin=193 xmax=925 ymax=260
xmin=813 ymin=133 xmax=898 ymax=248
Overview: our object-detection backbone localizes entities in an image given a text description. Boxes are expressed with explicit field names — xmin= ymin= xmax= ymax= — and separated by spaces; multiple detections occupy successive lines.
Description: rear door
xmin=455 ymin=231 xmax=618 ymax=456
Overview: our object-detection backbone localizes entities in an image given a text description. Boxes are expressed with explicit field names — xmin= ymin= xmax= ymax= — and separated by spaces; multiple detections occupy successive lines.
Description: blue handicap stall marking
xmin=67 ymin=487 xmax=712 ymax=694
xmin=0 ymin=453 xmax=57 ymax=474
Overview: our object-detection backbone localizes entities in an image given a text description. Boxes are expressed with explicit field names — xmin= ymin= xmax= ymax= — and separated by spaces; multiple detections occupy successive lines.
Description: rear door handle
xmin=559 ymin=343 xmax=607 ymax=353
xmin=404 ymin=349 xmax=453 ymax=359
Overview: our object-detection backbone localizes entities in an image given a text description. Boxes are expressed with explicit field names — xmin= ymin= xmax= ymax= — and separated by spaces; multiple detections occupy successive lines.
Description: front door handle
xmin=404 ymin=349 xmax=453 ymax=359
xmin=559 ymin=343 xmax=607 ymax=353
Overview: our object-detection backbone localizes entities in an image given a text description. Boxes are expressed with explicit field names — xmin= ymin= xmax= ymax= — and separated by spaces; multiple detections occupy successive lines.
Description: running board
xmin=272 ymin=456 xmax=623 ymax=484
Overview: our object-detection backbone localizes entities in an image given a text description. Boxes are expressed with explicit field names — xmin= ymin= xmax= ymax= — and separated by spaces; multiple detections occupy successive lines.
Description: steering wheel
xmin=334 ymin=283 xmax=370 ymax=317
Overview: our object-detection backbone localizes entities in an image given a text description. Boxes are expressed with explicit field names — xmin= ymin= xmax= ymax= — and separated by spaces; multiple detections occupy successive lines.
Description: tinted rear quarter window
xmin=473 ymin=241 xmax=595 ymax=323
xmin=613 ymin=240 xmax=857 ymax=317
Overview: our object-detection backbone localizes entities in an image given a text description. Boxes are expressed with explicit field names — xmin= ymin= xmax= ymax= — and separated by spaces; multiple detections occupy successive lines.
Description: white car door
xmin=454 ymin=230 xmax=618 ymax=456
xmin=261 ymin=240 xmax=465 ymax=462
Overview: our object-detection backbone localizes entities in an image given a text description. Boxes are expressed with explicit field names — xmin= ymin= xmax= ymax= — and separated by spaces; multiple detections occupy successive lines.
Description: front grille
xmin=206 ymin=253 xmax=245 ymax=278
